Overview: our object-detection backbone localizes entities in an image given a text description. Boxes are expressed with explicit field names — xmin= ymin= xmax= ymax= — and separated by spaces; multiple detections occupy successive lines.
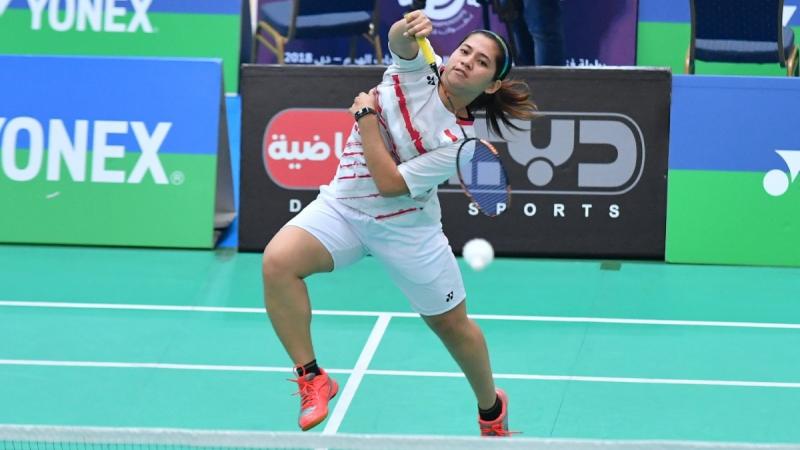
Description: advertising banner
xmin=254 ymin=0 xmax=638 ymax=67
xmin=667 ymin=75 xmax=800 ymax=267
xmin=0 ymin=55 xmax=234 ymax=248
xmin=239 ymin=65 xmax=670 ymax=258
xmin=0 ymin=0 xmax=245 ymax=93
xmin=440 ymin=68 xmax=670 ymax=258
xmin=238 ymin=66 xmax=384 ymax=252
xmin=637 ymin=0 xmax=800 ymax=76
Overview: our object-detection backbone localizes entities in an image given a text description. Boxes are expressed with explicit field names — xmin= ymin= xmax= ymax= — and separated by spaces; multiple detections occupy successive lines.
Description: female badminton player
xmin=262 ymin=9 xmax=536 ymax=436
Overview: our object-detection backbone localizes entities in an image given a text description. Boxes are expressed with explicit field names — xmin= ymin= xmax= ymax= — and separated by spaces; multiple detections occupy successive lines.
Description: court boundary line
xmin=323 ymin=314 xmax=391 ymax=434
xmin=2 ymin=300 xmax=800 ymax=330
xmin=2 ymin=359 xmax=800 ymax=389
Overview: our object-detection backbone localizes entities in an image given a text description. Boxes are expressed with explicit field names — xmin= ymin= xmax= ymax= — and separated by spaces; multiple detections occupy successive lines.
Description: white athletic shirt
xmin=319 ymin=41 xmax=474 ymax=226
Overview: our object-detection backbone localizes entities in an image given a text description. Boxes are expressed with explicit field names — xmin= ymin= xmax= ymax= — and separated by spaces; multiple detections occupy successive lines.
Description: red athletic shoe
xmin=478 ymin=388 xmax=514 ymax=437
xmin=290 ymin=367 xmax=338 ymax=431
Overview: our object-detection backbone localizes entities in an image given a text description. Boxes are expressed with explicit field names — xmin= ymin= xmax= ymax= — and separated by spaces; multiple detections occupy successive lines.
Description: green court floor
xmin=1 ymin=244 xmax=799 ymax=443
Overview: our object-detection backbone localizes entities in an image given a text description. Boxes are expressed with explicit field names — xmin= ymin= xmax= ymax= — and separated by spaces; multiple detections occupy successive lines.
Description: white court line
xmin=323 ymin=314 xmax=391 ymax=434
xmin=2 ymin=359 xmax=800 ymax=389
xmin=2 ymin=300 xmax=800 ymax=330
xmin=366 ymin=369 xmax=800 ymax=389
xmin=0 ymin=359 xmax=351 ymax=375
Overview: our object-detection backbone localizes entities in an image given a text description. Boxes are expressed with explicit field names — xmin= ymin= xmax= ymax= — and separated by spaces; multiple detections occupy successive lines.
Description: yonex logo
xmin=0 ymin=117 xmax=172 ymax=184
xmin=473 ymin=112 xmax=645 ymax=195
xmin=7 ymin=0 xmax=154 ymax=33
xmin=763 ymin=150 xmax=800 ymax=197
xmin=445 ymin=291 xmax=454 ymax=302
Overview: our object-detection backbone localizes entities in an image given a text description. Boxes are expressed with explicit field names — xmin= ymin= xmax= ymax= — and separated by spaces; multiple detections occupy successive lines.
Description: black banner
xmin=443 ymin=68 xmax=671 ymax=258
xmin=239 ymin=65 xmax=384 ymax=252
xmin=239 ymin=66 xmax=671 ymax=259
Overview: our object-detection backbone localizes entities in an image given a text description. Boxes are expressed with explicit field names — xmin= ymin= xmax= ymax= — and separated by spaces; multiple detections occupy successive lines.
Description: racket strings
xmin=417 ymin=37 xmax=510 ymax=217
xmin=457 ymin=140 xmax=510 ymax=217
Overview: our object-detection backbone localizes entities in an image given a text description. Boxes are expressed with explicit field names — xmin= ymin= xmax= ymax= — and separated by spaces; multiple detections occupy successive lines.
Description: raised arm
xmin=388 ymin=10 xmax=433 ymax=60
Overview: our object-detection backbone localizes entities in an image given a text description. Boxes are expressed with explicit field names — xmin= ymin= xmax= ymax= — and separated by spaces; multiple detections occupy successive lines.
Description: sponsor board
xmin=667 ymin=75 xmax=800 ymax=267
xmin=0 ymin=0 xmax=244 ymax=92
xmin=0 ymin=55 xmax=234 ymax=248
xmin=239 ymin=66 xmax=670 ymax=259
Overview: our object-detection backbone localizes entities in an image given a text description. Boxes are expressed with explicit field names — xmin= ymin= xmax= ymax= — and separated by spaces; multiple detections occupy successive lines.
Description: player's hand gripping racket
xmin=416 ymin=36 xmax=511 ymax=217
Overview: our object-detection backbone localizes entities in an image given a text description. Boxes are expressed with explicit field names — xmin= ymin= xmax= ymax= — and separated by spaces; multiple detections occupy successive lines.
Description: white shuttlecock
xmin=462 ymin=238 xmax=494 ymax=271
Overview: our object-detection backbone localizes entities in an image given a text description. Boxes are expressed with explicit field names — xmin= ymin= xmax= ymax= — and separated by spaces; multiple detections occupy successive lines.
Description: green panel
xmin=0 ymin=10 xmax=240 ymax=92
xmin=666 ymin=170 xmax=800 ymax=266
xmin=0 ymin=152 xmax=217 ymax=248
xmin=637 ymin=22 xmax=793 ymax=76
xmin=636 ymin=22 xmax=689 ymax=70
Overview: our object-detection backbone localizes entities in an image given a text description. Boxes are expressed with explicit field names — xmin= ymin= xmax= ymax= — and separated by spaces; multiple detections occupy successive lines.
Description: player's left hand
xmin=349 ymin=88 xmax=378 ymax=114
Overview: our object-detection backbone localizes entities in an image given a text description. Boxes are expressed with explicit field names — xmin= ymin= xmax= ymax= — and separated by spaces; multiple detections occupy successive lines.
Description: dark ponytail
xmin=462 ymin=30 xmax=537 ymax=138
xmin=469 ymin=79 xmax=536 ymax=138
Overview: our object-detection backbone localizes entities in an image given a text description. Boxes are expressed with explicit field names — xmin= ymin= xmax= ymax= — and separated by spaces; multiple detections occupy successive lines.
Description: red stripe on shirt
xmin=373 ymin=91 xmax=401 ymax=164
xmin=456 ymin=118 xmax=474 ymax=126
xmin=337 ymin=173 xmax=372 ymax=180
xmin=392 ymin=74 xmax=426 ymax=154
xmin=444 ymin=129 xmax=459 ymax=142
xmin=336 ymin=193 xmax=382 ymax=200
xmin=339 ymin=162 xmax=367 ymax=168
xmin=375 ymin=207 xmax=419 ymax=220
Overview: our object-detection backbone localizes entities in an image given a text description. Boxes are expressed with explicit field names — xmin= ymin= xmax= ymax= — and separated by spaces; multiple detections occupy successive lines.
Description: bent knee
xmin=262 ymin=245 xmax=298 ymax=286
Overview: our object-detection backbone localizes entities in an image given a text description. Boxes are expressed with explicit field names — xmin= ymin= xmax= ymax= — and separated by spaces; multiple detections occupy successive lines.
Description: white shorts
xmin=285 ymin=195 xmax=466 ymax=316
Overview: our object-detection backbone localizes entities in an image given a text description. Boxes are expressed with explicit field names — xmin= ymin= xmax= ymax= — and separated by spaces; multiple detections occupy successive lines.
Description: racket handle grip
xmin=416 ymin=36 xmax=436 ymax=66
